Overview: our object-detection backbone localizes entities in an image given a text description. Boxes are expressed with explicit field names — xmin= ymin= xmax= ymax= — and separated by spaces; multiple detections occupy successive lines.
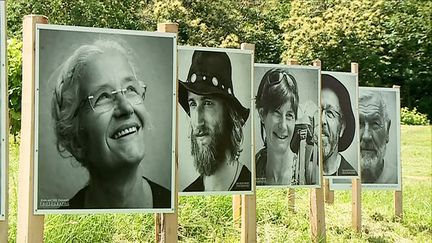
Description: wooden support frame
xmin=16 ymin=15 xmax=48 ymax=243
xmin=156 ymin=22 xmax=179 ymax=243
xmin=232 ymin=195 xmax=241 ymax=228
xmin=392 ymin=85 xmax=403 ymax=220
xmin=309 ymin=59 xmax=326 ymax=242
xmin=286 ymin=59 xmax=298 ymax=213
xmin=351 ymin=63 xmax=362 ymax=233
xmin=324 ymin=178 xmax=334 ymax=204
xmin=240 ymin=42 xmax=256 ymax=243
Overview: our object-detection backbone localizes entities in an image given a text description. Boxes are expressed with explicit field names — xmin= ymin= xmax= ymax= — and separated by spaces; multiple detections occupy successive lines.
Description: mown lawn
xmin=7 ymin=125 xmax=432 ymax=242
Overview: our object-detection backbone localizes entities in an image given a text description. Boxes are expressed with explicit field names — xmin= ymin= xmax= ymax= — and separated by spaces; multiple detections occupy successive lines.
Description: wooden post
xmin=156 ymin=23 xmax=179 ymax=243
xmin=240 ymin=42 xmax=256 ymax=243
xmin=232 ymin=195 xmax=241 ymax=228
xmin=16 ymin=15 xmax=48 ymax=243
xmin=394 ymin=191 xmax=402 ymax=220
xmin=351 ymin=62 xmax=361 ymax=233
xmin=392 ymin=85 xmax=403 ymax=220
xmin=309 ymin=59 xmax=326 ymax=242
xmin=324 ymin=179 xmax=334 ymax=204
xmin=286 ymin=58 xmax=298 ymax=212
xmin=0 ymin=0 xmax=9 ymax=240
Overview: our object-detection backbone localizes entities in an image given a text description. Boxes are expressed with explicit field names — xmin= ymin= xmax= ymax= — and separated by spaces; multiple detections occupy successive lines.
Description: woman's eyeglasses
xmin=75 ymin=82 xmax=147 ymax=115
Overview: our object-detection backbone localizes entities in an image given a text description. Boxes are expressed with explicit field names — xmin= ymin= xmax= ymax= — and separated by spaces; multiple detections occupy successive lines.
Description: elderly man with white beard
xmin=359 ymin=91 xmax=394 ymax=183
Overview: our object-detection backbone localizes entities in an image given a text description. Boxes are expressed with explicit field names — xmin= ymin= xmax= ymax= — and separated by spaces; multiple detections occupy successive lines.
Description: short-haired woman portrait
xmin=254 ymin=65 xmax=321 ymax=187
xmin=36 ymin=26 xmax=175 ymax=212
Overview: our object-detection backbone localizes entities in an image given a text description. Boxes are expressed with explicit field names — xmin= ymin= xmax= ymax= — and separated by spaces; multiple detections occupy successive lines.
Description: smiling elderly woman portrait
xmin=51 ymin=40 xmax=170 ymax=209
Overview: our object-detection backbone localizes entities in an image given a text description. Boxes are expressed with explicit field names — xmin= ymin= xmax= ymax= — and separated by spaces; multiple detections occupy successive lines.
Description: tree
xmin=7 ymin=0 xmax=147 ymax=38
xmin=142 ymin=0 xmax=287 ymax=63
xmin=282 ymin=0 xmax=432 ymax=120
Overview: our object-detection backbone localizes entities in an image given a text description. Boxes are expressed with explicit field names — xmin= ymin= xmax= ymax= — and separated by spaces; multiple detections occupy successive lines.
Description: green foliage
xmin=401 ymin=107 xmax=430 ymax=125
xmin=7 ymin=38 xmax=23 ymax=138
xmin=4 ymin=0 xmax=431 ymax=131
xmin=6 ymin=0 xmax=148 ymax=38
xmin=282 ymin=0 xmax=432 ymax=120
xmin=142 ymin=0 xmax=287 ymax=63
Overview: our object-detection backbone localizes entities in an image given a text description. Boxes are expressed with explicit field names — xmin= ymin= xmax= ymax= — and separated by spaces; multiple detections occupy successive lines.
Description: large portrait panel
xmin=0 ymin=0 xmax=7 ymax=220
xmin=254 ymin=64 xmax=321 ymax=188
xmin=331 ymin=87 xmax=401 ymax=190
xmin=321 ymin=71 xmax=360 ymax=179
xmin=35 ymin=25 xmax=176 ymax=214
xmin=178 ymin=46 xmax=254 ymax=196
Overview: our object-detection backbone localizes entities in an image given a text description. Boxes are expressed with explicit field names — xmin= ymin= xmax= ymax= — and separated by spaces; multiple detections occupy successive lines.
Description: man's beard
xmin=322 ymin=126 xmax=339 ymax=161
xmin=191 ymin=122 xmax=230 ymax=177
xmin=361 ymin=142 xmax=386 ymax=183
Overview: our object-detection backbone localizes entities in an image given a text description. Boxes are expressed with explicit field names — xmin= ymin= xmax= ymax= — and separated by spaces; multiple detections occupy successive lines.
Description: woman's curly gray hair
xmin=51 ymin=39 xmax=138 ymax=164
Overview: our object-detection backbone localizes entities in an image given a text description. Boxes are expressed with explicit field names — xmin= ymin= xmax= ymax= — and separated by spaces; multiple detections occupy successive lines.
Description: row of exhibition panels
xmin=0 ymin=15 xmax=401 ymax=218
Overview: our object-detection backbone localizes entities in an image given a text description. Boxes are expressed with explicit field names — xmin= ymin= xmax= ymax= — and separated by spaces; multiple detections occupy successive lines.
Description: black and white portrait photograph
xmin=35 ymin=25 xmax=176 ymax=213
xmin=178 ymin=47 xmax=254 ymax=195
xmin=331 ymin=87 xmax=401 ymax=190
xmin=321 ymin=71 xmax=360 ymax=178
xmin=0 ymin=0 xmax=6 ymax=220
xmin=254 ymin=64 xmax=321 ymax=188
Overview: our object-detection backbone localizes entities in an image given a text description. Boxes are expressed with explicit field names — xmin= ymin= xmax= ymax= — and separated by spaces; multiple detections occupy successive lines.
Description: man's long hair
xmin=225 ymin=99 xmax=245 ymax=162
xmin=191 ymin=98 xmax=245 ymax=176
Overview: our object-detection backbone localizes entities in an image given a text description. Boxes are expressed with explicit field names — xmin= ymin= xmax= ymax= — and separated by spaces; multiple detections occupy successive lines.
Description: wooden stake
xmin=156 ymin=23 xmax=179 ymax=243
xmin=232 ymin=195 xmax=241 ymax=228
xmin=309 ymin=59 xmax=326 ymax=242
xmin=241 ymin=193 xmax=256 ymax=243
xmin=240 ymin=42 xmax=256 ymax=243
xmin=351 ymin=178 xmax=361 ymax=232
xmin=392 ymin=85 xmax=403 ymax=220
xmin=16 ymin=15 xmax=48 ymax=243
xmin=286 ymin=58 xmax=298 ymax=212
xmin=324 ymin=179 xmax=334 ymax=204
xmin=351 ymin=62 xmax=361 ymax=233
xmin=394 ymin=190 xmax=403 ymax=220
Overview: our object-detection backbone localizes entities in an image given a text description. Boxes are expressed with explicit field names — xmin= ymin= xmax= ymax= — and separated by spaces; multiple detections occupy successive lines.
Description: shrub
xmin=401 ymin=107 xmax=430 ymax=125
xmin=7 ymin=38 xmax=23 ymax=138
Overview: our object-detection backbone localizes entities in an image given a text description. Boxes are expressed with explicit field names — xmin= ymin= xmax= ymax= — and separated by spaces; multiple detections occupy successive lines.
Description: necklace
xmin=228 ymin=162 xmax=240 ymax=190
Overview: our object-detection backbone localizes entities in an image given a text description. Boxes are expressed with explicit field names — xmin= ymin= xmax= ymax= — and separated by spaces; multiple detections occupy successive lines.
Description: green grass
xmin=7 ymin=125 xmax=432 ymax=242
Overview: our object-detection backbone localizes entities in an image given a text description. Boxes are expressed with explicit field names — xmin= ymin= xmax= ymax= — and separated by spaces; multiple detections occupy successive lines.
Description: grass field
xmin=6 ymin=125 xmax=432 ymax=242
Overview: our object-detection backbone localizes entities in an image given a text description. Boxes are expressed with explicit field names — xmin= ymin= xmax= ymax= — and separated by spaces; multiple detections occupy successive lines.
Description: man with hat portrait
xmin=179 ymin=50 xmax=252 ymax=192
xmin=321 ymin=74 xmax=358 ymax=177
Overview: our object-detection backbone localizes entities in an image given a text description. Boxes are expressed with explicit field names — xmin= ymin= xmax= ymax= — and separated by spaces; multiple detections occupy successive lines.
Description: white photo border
xmin=34 ymin=24 xmax=177 ymax=214
xmin=0 ymin=0 xmax=7 ymax=220
xmin=321 ymin=71 xmax=361 ymax=179
xmin=178 ymin=45 xmax=255 ymax=196
xmin=254 ymin=63 xmax=322 ymax=189
xmin=330 ymin=87 xmax=401 ymax=190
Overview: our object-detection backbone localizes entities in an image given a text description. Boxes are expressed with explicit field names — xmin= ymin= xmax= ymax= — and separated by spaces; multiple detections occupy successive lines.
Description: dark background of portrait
xmin=178 ymin=47 xmax=253 ymax=193
xmin=331 ymin=87 xmax=401 ymax=190
xmin=254 ymin=64 xmax=321 ymax=187
xmin=0 ymin=0 xmax=6 ymax=218
xmin=322 ymin=71 xmax=360 ymax=178
xmin=36 ymin=27 xmax=175 ymax=209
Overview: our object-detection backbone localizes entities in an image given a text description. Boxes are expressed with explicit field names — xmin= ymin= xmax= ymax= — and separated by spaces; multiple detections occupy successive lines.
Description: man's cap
xmin=178 ymin=50 xmax=250 ymax=124
xmin=322 ymin=74 xmax=355 ymax=152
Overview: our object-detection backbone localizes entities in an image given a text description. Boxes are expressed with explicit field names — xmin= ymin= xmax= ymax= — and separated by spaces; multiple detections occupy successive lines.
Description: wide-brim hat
xmin=179 ymin=50 xmax=250 ymax=124
xmin=322 ymin=74 xmax=355 ymax=152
